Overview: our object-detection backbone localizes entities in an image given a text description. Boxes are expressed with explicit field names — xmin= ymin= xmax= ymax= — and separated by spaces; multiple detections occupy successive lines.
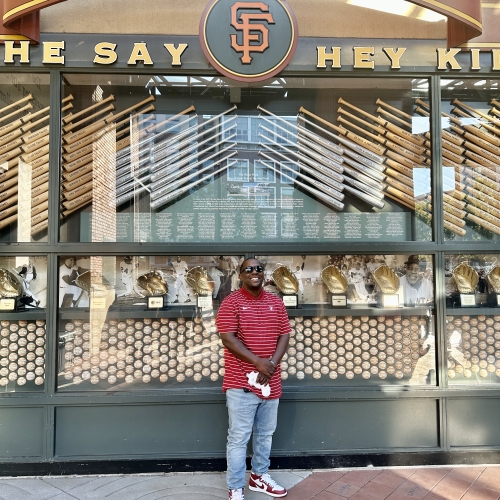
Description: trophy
xmin=321 ymin=265 xmax=348 ymax=307
xmin=373 ymin=265 xmax=400 ymax=308
xmin=452 ymin=263 xmax=479 ymax=307
xmin=486 ymin=266 xmax=500 ymax=306
xmin=271 ymin=264 xmax=299 ymax=308
xmin=185 ymin=266 xmax=215 ymax=309
xmin=0 ymin=268 xmax=22 ymax=311
xmin=137 ymin=271 xmax=168 ymax=309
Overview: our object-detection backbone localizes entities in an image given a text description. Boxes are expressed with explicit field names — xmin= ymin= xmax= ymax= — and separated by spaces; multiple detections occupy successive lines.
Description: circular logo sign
xmin=200 ymin=0 xmax=299 ymax=83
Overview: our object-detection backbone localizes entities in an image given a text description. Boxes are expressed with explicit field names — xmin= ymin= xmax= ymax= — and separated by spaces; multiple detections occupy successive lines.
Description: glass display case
xmin=440 ymin=79 xmax=500 ymax=242
xmin=0 ymin=255 xmax=47 ymax=392
xmin=59 ymin=75 xmax=432 ymax=244
xmin=57 ymin=253 xmax=436 ymax=391
xmin=0 ymin=73 xmax=51 ymax=243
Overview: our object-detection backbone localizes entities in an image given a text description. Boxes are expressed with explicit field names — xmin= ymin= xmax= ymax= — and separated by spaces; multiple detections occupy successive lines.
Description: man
xmin=293 ymin=263 xmax=304 ymax=301
xmin=349 ymin=261 xmax=369 ymax=302
xmin=59 ymin=257 xmax=78 ymax=307
xmin=119 ymin=256 xmax=144 ymax=297
xmin=399 ymin=255 xmax=433 ymax=306
xmin=216 ymin=258 xmax=290 ymax=499
xmin=171 ymin=256 xmax=191 ymax=303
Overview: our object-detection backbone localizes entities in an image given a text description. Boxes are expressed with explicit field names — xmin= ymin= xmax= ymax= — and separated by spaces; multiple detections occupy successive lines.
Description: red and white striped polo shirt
xmin=216 ymin=287 xmax=291 ymax=399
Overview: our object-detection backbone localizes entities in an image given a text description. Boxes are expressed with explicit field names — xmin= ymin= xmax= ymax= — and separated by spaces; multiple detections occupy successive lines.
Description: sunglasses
xmin=242 ymin=265 xmax=264 ymax=273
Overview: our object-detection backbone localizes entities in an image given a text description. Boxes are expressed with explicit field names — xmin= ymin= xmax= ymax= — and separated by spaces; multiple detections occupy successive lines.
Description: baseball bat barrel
xmin=453 ymin=98 xmax=500 ymax=127
xmin=62 ymin=94 xmax=115 ymax=125
xmin=63 ymin=104 xmax=115 ymax=133
xmin=453 ymin=107 xmax=500 ymax=138
xmin=0 ymin=94 xmax=32 ymax=116
xmin=375 ymin=98 xmax=413 ymax=120
xmin=0 ymin=103 xmax=33 ymax=125
xmin=467 ymin=213 xmax=500 ymax=236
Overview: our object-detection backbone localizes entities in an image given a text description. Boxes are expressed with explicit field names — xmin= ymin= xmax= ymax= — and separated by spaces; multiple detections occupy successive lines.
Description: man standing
xmin=216 ymin=258 xmax=290 ymax=499
xmin=171 ymin=256 xmax=191 ymax=303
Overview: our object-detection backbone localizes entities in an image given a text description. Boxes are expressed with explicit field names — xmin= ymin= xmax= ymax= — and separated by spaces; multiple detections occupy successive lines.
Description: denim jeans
xmin=226 ymin=389 xmax=280 ymax=490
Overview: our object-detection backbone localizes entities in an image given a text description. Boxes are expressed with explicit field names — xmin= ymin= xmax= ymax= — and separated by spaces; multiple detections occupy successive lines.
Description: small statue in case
xmin=321 ymin=265 xmax=348 ymax=308
xmin=452 ymin=263 xmax=478 ymax=307
xmin=271 ymin=264 xmax=299 ymax=308
xmin=373 ymin=265 xmax=400 ymax=308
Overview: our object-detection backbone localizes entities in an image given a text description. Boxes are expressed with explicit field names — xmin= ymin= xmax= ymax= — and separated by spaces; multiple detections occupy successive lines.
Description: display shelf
xmin=446 ymin=307 xmax=500 ymax=316
xmin=59 ymin=306 xmax=199 ymax=321
xmin=0 ymin=309 xmax=46 ymax=320
xmin=287 ymin=305 xmax=433 ymax=317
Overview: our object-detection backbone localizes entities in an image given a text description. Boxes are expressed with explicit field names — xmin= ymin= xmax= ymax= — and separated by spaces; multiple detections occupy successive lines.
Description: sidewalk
xmin=0 ymin=465 xmax=498 ymax=499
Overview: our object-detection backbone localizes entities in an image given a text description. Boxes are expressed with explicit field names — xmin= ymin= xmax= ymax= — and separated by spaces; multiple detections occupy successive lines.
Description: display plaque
xmin=282 ymin=294 xmax=298 ymax=308
xmin=197 ymin=294 xmax=213 ymax=309
xmin=0 ymin=298 xmax=16 ymax=311
xmin=459 ymin=293 xmax=477 ymax=307
xmin=329 ymin=293 xmax=347 ymax=308
xmin=147 ymin=296 xmax=164 ymax=309
xmin=378 ymin=294 xmax=400 ymax=308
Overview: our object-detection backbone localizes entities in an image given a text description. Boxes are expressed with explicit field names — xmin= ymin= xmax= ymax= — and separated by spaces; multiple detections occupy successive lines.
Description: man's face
xmin=177 ymin=256 xmax=181 ymax=263
xmin=64 ymin=258 xmax=75 ymax=268
xmin=296 ymin=266 xmax=300 ymax=271
xmin=406 ymin=264 xmax=421 ymax=285
xmin=239 ymin=259 xmax=264 ymax=293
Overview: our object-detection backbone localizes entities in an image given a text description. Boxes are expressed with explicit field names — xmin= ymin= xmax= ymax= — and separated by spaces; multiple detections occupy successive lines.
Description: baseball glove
xmin=75 ymin=271 xmax=111 ymax=297
xmin=321 ymin=265 xmax=348 ymax=294
xmin=0 ymin=268 xmax=22 ymax=298
xmin=487 ymin=266 xmax=500 ymax=293
xmin=137 ymin=271 xmax=169 ymax=296
xmin=452 ymin=263 xmax=478 ymax=294
xmin=271 ymin=264 xmax=299 ymax=294
xmin=185 ymin=266 xmax=215 ymax=295
xmin=372 ymin=265 xmax=400 ymax=294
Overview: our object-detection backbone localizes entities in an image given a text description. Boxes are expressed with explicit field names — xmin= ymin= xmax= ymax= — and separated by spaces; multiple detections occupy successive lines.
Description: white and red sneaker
xmin=229 ymin=487 xmax=245 ymax=499
xmin=248 ymin=472 xmax=287 ymax=497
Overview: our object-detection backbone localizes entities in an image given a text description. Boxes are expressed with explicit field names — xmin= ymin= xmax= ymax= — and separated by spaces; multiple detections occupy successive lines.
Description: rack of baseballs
xmin=58 ymin=314 xmax=436 ymax=387
xmin=298 ymin=96 xmax=500 ymax=238
xmin=0 ymin=319 xmax=46 ymax=388
xmin=446 ymin=314 xmax=500 ymax=381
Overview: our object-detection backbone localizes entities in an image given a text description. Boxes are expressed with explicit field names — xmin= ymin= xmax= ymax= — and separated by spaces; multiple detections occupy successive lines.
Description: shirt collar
xmin=240 ymin=287 xmax=264 ymax=300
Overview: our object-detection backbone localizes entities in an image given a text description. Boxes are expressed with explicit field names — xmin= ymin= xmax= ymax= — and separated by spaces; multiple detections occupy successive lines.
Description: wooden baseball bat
xmin=376 ymin=107 xmax=411 ymax=129
xmin=63 ymin=103 xmax=115 ymax=133
xmin=0 ymin=147 xmax=21 ymax=164
xmin=385 ymin=176 xmax=413 ymax=197
xmin=462 ymin=163 xmax=498 ymax=183
xmin=0 ymin=116 xmax=27 ymax=137
xmin=62 ymin=199 xmax=91 ymax=218
xmin=466 ymin=204 xmax=500 ymax=229
xmin=146 ymin=105 xmax=195 ymax=134
xmin=116 ymin=137 xmax=130 ymax=152
xmin=450 ymin=125 xmax=500 ymax=154
xmin=418 ymin=208 xmax=466 ymax=236
xmin=31 ymin=200 xmax=48 ymax=218
xmin=0 ymin=137 xmax=24 ymax=157
xmin=384 ymin=158 xmax=414 ymax=178
xmin=453 ymin=107 xmax=500 ymax=138
xmin=0 ymin=128 xmax=23 ymax=149
xmin=466 ymin=186 xmax=500 ymax=211
xmin=385 ymin=188 xmax=414 ymax=210
xmin=338 ymin=97 xmax=425 ymax=147
xmin=463 ymin=140 xmax=500 ymax=166
xmin=453 ymin=98 xmax=500 ymax=128
xmin=62 ymin=190 xmax=93 ymax=210
xmin=21 ymin=134 xmax=49 ymax=155
xmin=63 ymin=180 xmax=92 ymax=201
xmin=63 ymin=112 xmax=114 ymax=144
xmin=298 ymin=111 xmax=385 ymax=164
xmin=32 ymin=172 xmax=49 ymax=190
xmin=22 ymin=125 xmax=50 ymax=145
xmin=0 ymin=94 xmax=32 ymax=115
xmin=0 ymin=103 xmax=33 ymax=126
xmin=30 ymin=153 xmax=49 ymax=170
xmin=63 ymin=162 xmax=93 ymax=182
xmin=20 ymin=145 xmax=49 ymax=164
xmin=20 ymin=113 xmax=50 ymax=134
xmin=63 ymin=171 xmax=93 ymax=192
xmin=0 ymin=202 xmax=18 ymax=221
xmin=338 ymin=107 xmax=428 ymax=156
xmin=376 ymin=98 xmax=412 ymax=120
xmin=0 ymin=213 xmax=17 ymax=230
xmin=63 ymin=153 xmax=93 ymax=173
xmin=62 ymin=94 xmax=115 ymax=125
xmin=384 ymin=167 xmax=413 ymax=188
xmin=464 ymin=149 xmax=498 ymax=169
xmin=465 ymin=193 xmax=500 ymax=219
xmin=63 ymin=143 xmax=93 ymax=163
xmin=384 ymin=185 xmax=415 ymax=208
xmin=414 ymin=105 xmax=465 ymax=149
xmin=0 ymin=185 xmax=17 ymax=203
xmin=104 ymin=95 xmax=155 ymax=125
xmin=467 ymin=213 xmax=500 ymax=236
xmin=335 ymin=125 xmax=386 ymax=156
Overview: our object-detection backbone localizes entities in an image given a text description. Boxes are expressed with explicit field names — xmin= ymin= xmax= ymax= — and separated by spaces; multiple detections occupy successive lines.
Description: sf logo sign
xmin=200 ymin=0 xmax=298 ymax=82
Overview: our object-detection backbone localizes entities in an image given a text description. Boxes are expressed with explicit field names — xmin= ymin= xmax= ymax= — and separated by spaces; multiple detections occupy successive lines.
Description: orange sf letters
xmin=230 ymin=2 xmax=275 ymax=64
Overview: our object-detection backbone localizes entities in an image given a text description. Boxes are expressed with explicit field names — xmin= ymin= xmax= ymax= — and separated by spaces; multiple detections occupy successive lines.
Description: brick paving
xmin=287 ymin=467 xmax=500 ymax=500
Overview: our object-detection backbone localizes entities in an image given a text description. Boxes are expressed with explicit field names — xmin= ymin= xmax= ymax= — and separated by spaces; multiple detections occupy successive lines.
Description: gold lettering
xmin=164 ymin=43 xmax=188 ymax=66
xmin=94 ymin=42 xmax=118 ymax=65
xmin=493 ymin=49 xmax=500 ymax=71
xmin=316 ymin=47 xmax=341 ymax=68
xmin=353 ymin=47 xmax=374 ymax=69
xmin=382 ymin=47 xmax=406 ymax=69
xmin=127 ymin=43 xmax=153 ymax=66
xmin=470 ymin=48 xmax=481 ymax=70
xmin=4 ymin=41 xmax=30 ymax=64
xmin=437 ymin=48 xmax=462 ymax=70
xmin=42 ymin=41 xmax=65 ymax=64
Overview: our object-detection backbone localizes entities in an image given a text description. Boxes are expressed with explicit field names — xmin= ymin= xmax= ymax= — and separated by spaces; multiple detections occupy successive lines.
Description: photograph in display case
xmin=59 ymin=75 xmax=433 ymax=245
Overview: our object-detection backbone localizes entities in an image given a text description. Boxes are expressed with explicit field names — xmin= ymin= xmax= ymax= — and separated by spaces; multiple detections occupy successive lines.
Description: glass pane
xmin=57 ymin=255 xmax=243 ymax=391
xmin=60 ymin=75 xmax=431 ymax=243
xmin=441 ymin=79 xmax=500 ymax=242
xmin=0 ymin=255 xmax=47 ymax=392
xmin=0 ymin=74 xmax=51 ymax=242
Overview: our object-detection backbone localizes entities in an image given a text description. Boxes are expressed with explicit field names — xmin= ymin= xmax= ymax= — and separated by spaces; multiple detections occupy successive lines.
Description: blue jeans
xmin=226 ymin=389 xmax=280 ymax=490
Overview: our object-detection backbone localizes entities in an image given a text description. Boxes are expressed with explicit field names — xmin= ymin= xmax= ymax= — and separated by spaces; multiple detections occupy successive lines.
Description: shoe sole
xmin=248 ymin=484 xmax=287 ymax=497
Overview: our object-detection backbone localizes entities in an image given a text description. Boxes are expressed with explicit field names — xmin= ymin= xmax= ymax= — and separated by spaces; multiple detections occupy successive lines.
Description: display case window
xmin=59 ymin=75 xmax=432 ymax=244
xmin=57 ymin=254 xmax=435 ymax=391
xmin=440 ymin=79 xmax=500 ymax=242
xmin=0 ymin=74 xmax=51 ymax=243
xmin=0 ymin=255 xmax=47 ymax=392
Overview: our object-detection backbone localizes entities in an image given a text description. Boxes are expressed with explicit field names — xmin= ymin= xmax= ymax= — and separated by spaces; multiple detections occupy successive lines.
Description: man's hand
xmin=254 ymin=358 xmax=276 ymax=385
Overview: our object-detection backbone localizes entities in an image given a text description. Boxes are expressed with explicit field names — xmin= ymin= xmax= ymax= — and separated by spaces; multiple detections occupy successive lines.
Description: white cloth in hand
xmin=246 ymin=371 xmax=271 ymax=397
